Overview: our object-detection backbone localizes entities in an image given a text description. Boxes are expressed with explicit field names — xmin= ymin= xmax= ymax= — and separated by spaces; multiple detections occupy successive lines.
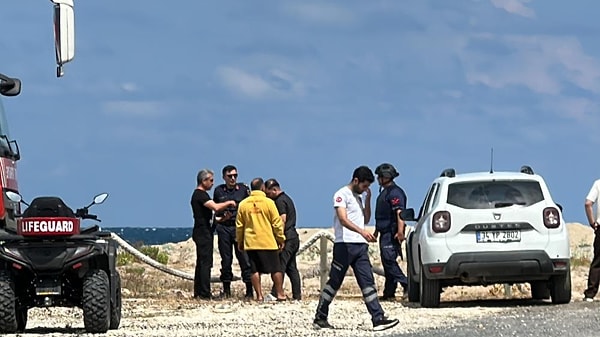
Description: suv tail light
xmin=543 ymin=207 xmax=560 ymax=228
xmin=432 ymin=211 xmax=451 ymax=233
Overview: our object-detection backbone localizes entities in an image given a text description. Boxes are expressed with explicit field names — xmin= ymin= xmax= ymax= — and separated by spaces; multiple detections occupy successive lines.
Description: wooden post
xmin=504 ymin=283 xmax=512 ymax=297
xmin=320 ymin=236 xmax=328 ymax=291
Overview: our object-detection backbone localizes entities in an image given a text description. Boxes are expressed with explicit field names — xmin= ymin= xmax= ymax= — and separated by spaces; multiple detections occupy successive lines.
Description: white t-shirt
xmin=333 ymin=186 xmax=366 ymax=243
xmin=586 ymin=179 xmax=600 ymax=223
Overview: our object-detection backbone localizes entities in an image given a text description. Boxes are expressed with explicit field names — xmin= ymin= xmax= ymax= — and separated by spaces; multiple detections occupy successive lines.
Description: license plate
xmin=36 ymin=285 xmax=61 ymax=296
xmin=476 ymin=230 xmax=521 ymax=243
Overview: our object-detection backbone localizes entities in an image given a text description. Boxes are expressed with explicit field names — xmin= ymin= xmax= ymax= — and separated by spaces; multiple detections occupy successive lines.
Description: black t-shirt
xmin=191 ymin=189 xmax=212 ymax=228
xmin=274 ymin=192 xmax=298 ymax=240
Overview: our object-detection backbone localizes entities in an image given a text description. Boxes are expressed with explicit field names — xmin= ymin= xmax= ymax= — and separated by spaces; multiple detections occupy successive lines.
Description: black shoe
xmin=373 ymin=317 xmax=399 ymax=331
xmin=379 ymin=295 xmax=396 ymax=302
xmin=245 ymin=282 xmax=253 ymax=298
xmin=313 ymin=318 xmax=335 ymax=329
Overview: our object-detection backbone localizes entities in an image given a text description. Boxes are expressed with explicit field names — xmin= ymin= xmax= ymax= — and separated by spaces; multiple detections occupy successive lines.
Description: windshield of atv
xmin=447 ymin=180 xmax=544 ymax=209
xmin=0 ymin=98 xmax=12 ymax=156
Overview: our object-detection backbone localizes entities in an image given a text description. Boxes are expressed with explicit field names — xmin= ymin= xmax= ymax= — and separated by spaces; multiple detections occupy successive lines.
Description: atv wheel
xmin=16 ymin=307 xmax=27 ymax=332
xmin=109 ymin=272 xmax=122 ymax=330
xmin=0 ymin=271 xmax=18 ymax=333
xmin=82 ymin=269 xmax=110 ymax=333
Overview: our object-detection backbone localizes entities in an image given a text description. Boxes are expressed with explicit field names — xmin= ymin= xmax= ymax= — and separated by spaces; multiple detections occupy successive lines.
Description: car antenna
xmin=489 ymin=147 xmax=494 ymax=173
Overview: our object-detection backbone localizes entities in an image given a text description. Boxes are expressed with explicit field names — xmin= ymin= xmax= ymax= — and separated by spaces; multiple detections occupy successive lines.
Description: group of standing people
xmin=190 ymin=163 xmax=409 ymax=332
xmin=190 ymin=165 xmax=301 ymax=301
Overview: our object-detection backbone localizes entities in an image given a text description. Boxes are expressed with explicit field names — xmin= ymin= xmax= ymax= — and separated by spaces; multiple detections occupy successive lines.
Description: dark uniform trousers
xmin=216 ymin=223 xmax=252 ymax=283
xmin=315 ymin=243 xmax=385 ymax=323
xmin=271 ymin=236 xmax=302 ymax=300
xmin=379 ymin=231 xmax=408 ymax=297
xmin=585 ymin=231 xmax=600 ymax=298
xmin=193 ymin=226 xmax=213 ymax=298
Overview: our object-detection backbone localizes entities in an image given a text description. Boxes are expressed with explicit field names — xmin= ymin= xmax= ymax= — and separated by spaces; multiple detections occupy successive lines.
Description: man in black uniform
xmin=190 ymin=168 xmax=235 ymax=299
xmin=213 ymin=165 xmax=253 ymax=298
xmin=265 ymin=178 xmax=302 ymax=300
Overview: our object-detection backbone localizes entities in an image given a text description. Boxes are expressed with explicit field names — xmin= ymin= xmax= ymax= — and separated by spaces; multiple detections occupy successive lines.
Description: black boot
xmin=222 ymin=282 xmax=231 ymax=298
xmin=244 ymin=282 xmax=253 ymax=298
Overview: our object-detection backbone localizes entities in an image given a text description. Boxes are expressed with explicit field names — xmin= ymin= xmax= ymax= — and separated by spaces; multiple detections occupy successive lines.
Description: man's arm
xmin=269 ymin=202 xmax=286 ymax=247
xmin=335 ymin=207 xmax=375 ymax=242
xmin=363 ymin=187 xmax=371 ymax=224
xmin=236 ymin=211 xmax=244 ymax=250
xmin=585 ymin=199 xmax=598 ymax=230
xmin=204 ymin=199 xmax=235 ymax=213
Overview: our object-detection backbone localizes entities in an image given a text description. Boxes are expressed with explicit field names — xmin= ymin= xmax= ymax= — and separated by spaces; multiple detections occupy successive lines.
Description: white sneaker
xmin=584 ymin=297 xmax=594 ymax=302
xmin=264 ymin=293 xmax=277 ymax=302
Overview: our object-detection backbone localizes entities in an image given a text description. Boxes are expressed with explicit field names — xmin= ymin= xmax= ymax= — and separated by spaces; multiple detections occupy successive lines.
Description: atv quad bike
xmin=0 ymin=192 xmax=121 ymax=333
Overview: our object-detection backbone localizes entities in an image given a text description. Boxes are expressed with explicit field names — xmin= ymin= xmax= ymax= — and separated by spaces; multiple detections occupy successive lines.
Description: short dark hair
xmin=222 ymin=165 xmax=237 ymax=176
xmin=265 ymin=178 xmax=280 ymax=190
xmin=250 ymin=177 xmax=264 ymax=191
xmin=352 ymin=166 xmax=375 ymax=183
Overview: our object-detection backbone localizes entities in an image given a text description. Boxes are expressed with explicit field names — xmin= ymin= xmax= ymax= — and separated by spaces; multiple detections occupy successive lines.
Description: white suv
xmin=403 ymin=166 xmax=571 ymax=307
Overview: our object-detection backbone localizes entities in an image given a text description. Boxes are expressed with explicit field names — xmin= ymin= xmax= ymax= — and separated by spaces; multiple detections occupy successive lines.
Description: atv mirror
xmin=400 ymin=208 xmax=417 ymax=222
xmin=0 ymin=74 xmax=21 ymax=97
xmin=52 ymin=0 xmax=75 ymax=77
xmin=5 ymin=191 xmax=22 ymax=203
xmin=93 ymin=193 xmax=109 ymax=205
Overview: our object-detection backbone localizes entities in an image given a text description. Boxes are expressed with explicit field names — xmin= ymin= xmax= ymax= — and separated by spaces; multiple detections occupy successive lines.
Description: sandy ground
xmin=7 ymin=223 xmax=596 ymax=336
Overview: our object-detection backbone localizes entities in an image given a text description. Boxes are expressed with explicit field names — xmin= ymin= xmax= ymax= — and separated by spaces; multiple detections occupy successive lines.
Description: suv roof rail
xmin=440 ymin=168 xmax=456 ymax=178
xmin=520 ymin=165 xmax=534 ymax=175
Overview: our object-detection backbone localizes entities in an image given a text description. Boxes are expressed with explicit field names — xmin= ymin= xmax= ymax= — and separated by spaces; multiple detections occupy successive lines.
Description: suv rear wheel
xmin=550 ymin=269 xmax=571 ymax=304
xmin=419 ymin=261 xmax=441 ymax=308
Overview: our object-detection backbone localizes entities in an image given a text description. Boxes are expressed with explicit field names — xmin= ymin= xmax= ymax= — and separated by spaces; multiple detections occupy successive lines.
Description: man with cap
xmin=374 ymin=163 xmax=409 ymax=301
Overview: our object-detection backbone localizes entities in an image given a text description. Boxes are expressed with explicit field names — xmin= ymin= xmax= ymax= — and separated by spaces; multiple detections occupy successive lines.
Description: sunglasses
xmin=226 ymin=174 xmax=238 ymax=178
xmin=204 ymin=178 xmax=214 ymax=182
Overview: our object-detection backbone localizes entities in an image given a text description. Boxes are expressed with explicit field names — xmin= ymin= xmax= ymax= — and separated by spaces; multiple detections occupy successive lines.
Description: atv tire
xmin=82 ymin=269 xmax=110 ymax=333
xmin=16 ymin=307 xmax=27 ymax=332
xmin=109 ymin=272 xmax=122 ymax=330
xmin=0 ymin=271 xmax=18 ymax=333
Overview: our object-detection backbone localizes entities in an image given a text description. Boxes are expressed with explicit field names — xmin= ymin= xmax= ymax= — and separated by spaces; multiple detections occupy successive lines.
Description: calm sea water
xmin=104 ymin=226 xmax=322 ymax=245
xmin=104 ymin=227 xmax=193 ymax=245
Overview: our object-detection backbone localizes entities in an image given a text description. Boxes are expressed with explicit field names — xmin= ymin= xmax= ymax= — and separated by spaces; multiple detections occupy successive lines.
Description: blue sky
xmin=1 ymin=0 xmax=599 ymax=228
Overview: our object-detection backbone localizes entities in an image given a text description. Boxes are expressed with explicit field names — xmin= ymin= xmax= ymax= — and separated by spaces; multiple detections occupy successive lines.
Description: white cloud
xmin=282 ymin=3 xmax=355 ymax=25
xmin=120 ymin=82 xmax=139 ymax=92
xmin=461 ymin=35 xmax=600 ymax=94
xmin=103 ymin=100 xmax=166 ymax=117
xmin=217 ymin=67 xmax=271 ymax=98
xmin=217 ymin=66 xmax=305 ymax=99
xmin=490 ymin=0 xmax=536 ymax=18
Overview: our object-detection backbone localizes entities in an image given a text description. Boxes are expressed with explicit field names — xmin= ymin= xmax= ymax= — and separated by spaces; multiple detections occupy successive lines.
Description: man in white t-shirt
xmin=313 ymin=166 xmax=399 ymax=332
xmin=584 ymin=179 xmax=600 ymax=302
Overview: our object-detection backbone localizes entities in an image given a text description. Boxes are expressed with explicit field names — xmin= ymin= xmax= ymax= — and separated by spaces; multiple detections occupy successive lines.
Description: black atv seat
xmin=22 ymin=197 xmax=76 ymax=218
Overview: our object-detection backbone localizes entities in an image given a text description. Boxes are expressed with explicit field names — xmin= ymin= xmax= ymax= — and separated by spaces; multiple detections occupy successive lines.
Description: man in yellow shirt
xmin=236 ymin=177 xmax=286 ymax=302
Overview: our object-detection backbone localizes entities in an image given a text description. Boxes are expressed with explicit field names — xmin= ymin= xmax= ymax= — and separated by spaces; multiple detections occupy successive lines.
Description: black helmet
xmin=375 ymin=163 xmax=399 ymax=179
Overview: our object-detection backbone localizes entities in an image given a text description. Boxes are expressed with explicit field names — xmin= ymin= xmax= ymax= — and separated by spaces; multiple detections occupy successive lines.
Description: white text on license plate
xmin=476 ymin=230 xmax=521 ymax=243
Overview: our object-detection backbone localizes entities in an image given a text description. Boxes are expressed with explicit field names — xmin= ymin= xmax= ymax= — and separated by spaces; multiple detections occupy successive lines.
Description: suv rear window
xmin=447 ymin=180 xmax=544 ymax=209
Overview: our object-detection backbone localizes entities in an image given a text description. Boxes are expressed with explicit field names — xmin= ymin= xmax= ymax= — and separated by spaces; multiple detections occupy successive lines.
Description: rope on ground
xmin=111 ymin=229 xmax=387 ymax=280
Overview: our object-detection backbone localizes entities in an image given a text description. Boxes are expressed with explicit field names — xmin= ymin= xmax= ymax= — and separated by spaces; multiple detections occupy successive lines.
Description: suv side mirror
xmin=52 ymin=0 xmax=75 ymax=77
xmin=401 ymin=208 xmax=417 ymax=222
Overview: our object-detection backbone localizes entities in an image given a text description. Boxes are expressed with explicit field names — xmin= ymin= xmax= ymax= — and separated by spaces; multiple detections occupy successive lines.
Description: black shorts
xmin=247 ymin=250 xmax=281 ymax=274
